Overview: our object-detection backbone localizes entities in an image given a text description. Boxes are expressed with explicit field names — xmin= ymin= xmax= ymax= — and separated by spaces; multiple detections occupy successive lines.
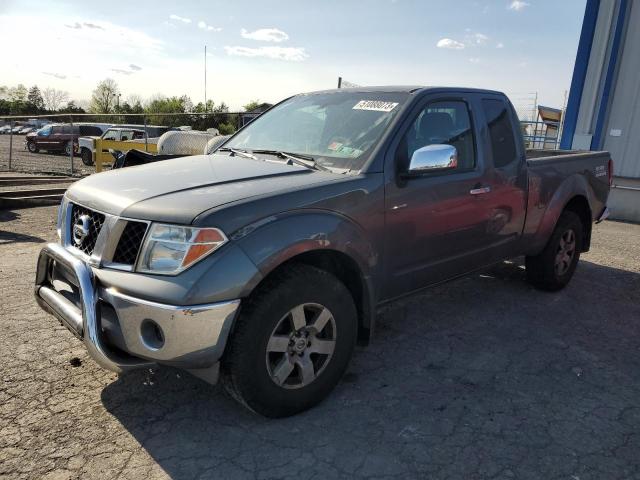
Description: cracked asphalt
xmin=1 ymin=205 xmax=640 ymax=480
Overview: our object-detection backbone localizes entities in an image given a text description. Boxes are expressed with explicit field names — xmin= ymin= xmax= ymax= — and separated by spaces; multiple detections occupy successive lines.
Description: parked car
xmin=0 ymin=125 xmax=11 ymax=134
xmin=35 ymin=86 xmax=611 ymax=417
xmin=25 ymin=124 xmax=106 ymax=155
xmin=78 ymin=125 xmax=170 ymax=166
xmin=19 ymin=126 xmax=36 ymax=135
xmin=11 ymin=125 xmax=24 ymax=134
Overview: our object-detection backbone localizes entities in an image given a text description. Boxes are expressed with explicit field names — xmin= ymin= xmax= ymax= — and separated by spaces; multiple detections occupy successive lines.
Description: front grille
xmin=112 ymin=221 xmax=148 ymax=265
xmin=70 ymin=204 xmax=105 ymax=256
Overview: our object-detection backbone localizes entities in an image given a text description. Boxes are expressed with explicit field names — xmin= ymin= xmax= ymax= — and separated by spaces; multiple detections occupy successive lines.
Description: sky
xmin=0 ymin=0 xmax=587 ymax=113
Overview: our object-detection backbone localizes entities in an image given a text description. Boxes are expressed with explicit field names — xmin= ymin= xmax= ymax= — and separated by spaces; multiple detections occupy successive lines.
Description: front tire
xmin=27 ymin=141 xmax=39 ymax=153
xmin=222 ymin=264 xmax=357 ymax=417
xmin=81 ymin=148 xmax=94 ymax=166
xmin=526 ymin=211 xmax=583 ymax=291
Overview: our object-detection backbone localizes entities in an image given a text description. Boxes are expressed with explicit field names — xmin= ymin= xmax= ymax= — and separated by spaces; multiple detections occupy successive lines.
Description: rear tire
xmin=526 ymin=211 xmax=583 ymax=291
xmin=64 ymin=141 xmax=77 ymax=156
xmin=222 ymin=264 xmax=357 ymax=417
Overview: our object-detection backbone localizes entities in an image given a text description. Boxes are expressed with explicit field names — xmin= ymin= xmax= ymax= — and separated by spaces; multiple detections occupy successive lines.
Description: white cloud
xmin=508 ymin=1 xmax=530 ymax=11
xmin=42 ymin=72 xmax=67 ymax=79
xmin=169 ymin=14 xmax=191 ymax=24
xmin=468 ymin=57 xmax=481 ymax=64
xmin=471 ymin=33 xmax=488 ymax=45
xmin=496 ymin=42 xmax=505 ymax=48
xmin=436 ymin=38 xmax=465 ymax=50
xmin=111 ymin=68 xmax=132 ymax=75
xmin=224 ymin=45 xmax=308 ymax=61
xmin=65 ymin=21 xmax=104 ymax=30
xmin=240 ymin=28 xmax=289 ymax=43
xmin=112 ymin=64 xmax=143 ymax=75
xmin=198 ymin=20 xmax=222 ymax=32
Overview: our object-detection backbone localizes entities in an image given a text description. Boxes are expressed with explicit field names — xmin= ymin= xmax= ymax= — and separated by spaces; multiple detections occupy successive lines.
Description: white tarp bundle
xmin=157 ymin=130 xmax=218 ymax=155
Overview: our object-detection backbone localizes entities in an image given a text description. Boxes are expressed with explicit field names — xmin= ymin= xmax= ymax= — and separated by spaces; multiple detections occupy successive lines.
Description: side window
xmin=51 ymin=126 xmax=62 ymax=135
xmin=132 ymin=130 xmax=145 ymax=140
xmin=103 ymin=130 xmax=119 ymax=141
xmin=481 ymin=99 xmax=517 ymax=168
xmin=401 ymin=100 xmax=476 ymax=172
xmin=120 ymin=130 xmax=134 ymax=141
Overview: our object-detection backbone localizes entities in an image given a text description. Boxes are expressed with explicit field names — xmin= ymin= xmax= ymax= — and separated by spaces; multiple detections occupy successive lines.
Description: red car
xmin=26 ymin=124 xmax=106 ymax=155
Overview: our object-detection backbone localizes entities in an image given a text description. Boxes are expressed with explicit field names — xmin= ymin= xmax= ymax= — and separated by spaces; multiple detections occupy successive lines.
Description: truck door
xmin=477 ymin=97 xmax=528 ymax=256
xmin=383 ymin=95 xmax=506 ymax=300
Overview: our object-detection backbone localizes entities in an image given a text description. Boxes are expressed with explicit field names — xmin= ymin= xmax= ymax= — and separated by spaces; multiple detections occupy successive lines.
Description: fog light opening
xmin=140 ymin=319 xmax=165 ymax=351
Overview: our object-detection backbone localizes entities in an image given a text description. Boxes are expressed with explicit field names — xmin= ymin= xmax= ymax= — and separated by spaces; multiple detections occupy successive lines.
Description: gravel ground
xmin=0 ymin=136 xmax=93 ymax=176
xmin=1 ymin=206 xmax=639 ymax=480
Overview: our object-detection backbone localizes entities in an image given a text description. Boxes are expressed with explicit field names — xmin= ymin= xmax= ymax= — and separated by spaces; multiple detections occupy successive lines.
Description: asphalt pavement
xmin=1 ymin=206 xmax=639 ymax=479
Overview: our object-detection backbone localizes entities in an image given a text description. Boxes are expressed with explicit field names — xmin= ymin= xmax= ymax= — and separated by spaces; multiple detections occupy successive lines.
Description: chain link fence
xmin=0 ymin=111 xmax=259 ymax=176
xmin=0 ymin=105 xmax=565 ymax=178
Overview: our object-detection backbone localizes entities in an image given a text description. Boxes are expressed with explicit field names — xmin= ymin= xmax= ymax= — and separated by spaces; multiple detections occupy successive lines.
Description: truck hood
xmin=66 ymin=154 xmax=336 ymax=224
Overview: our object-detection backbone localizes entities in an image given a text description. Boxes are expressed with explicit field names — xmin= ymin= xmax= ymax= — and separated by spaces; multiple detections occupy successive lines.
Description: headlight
xmin=137 ymin=223 xmax=227 ymax=275
xmin=56 ymin=198 xmax=66 ymax=241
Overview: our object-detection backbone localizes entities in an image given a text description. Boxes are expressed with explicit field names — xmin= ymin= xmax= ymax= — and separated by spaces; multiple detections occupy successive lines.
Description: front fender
xmin=233 ymin=209 xmax=379 ymax=282
xmin=525 ymin=173 xmax=594 ymax=255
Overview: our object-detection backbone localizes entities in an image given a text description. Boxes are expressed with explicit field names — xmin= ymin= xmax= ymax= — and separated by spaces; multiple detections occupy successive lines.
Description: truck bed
xmin=522 ymin=148 xmax=611 ymax=254
xmin=526 ymin=148 xmax=610 ymax=164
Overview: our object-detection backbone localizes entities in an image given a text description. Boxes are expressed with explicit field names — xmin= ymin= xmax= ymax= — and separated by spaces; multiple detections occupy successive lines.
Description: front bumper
xmin=35 ymin=242 xmax=240 ymax=377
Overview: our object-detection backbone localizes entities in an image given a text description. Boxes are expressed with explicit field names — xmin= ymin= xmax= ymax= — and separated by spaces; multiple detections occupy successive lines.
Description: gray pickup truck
xmin=35 ymin=87 xmax=611 ymax=417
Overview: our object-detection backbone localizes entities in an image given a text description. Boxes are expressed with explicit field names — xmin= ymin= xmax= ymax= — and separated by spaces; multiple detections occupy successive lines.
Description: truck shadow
xmin=101 ymin=258 xmax=640 ymax=479
xmin=0 ymin=210 xmax=47 ymax=244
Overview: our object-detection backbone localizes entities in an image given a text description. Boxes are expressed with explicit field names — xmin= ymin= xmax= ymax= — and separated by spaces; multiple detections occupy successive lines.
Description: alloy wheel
xmin=265 ymin=303 xmax=337 ymax=389
xmin=554 ymin=229 xmax=576 ymax=276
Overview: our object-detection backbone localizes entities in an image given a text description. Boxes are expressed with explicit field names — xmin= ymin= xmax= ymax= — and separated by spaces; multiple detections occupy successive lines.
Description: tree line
xmin=1 ymin=79 xmax=265 ymax=135
xmin=0 ymin=85 xmax=82 ymax=115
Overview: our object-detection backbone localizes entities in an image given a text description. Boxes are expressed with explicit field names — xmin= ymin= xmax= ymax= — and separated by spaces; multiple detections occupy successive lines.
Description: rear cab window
xmin=120 ymin=130 xmax=135 ymax=141
xmin=103 ymin=130 xmax=119 ymax=141
xmin=481 ymin=98 xmax=518 ymax=168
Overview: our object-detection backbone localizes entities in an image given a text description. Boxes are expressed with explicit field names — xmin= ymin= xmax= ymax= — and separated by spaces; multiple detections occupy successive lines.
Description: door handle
xmin=470 ymin=186 xmax=491 ymax=195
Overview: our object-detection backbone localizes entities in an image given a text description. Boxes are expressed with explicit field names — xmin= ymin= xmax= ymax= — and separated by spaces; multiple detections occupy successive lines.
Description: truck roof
xmin=310 ymin=85 xmax=506 ymax=96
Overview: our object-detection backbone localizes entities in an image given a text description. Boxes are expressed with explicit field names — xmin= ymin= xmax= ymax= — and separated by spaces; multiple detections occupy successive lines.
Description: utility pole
xmin=337 ymin=77 xmax=342 ymax=89
xmin=204 ymin=45 xmax=207 ymax=112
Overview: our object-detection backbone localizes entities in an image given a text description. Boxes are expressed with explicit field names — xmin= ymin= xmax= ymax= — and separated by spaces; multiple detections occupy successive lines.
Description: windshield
xmin=225 ymin=91 xmax=410 ymax=170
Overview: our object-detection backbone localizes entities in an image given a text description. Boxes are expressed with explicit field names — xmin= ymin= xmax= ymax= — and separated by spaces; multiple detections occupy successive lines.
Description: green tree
xmin=59 ymin=101 xmax=86 ymax=114
xmin=193 ymin=100 xmax=215 ymax=113
xmin=145 ymin=95 xmax=192 ymax=126
xmin=243 ymin=99 xmax=261 ymax=112
xmin=9 ymin=84 xmax=27 ymax=102
xmin=90 ymin=78 xmax=119 ymax=113
xmin=27 ymin=85 xmax=44 ymax=110
xmin=217 ymin=122 xmax=236 ymax=135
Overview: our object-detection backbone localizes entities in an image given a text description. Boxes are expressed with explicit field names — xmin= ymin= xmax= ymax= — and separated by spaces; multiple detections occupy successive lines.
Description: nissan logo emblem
xmin=73 ymin=214 xmax=91 ymax=246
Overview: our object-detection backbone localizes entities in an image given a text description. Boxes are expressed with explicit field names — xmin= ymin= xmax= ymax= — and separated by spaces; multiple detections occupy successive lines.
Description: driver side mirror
xmin=407 ymin=144 xmax=458 ymax=174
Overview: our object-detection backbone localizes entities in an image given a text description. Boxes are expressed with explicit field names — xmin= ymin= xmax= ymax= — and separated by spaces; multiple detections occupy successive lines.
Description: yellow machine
xmin=94 ymin=128 xmax=158 ymax=172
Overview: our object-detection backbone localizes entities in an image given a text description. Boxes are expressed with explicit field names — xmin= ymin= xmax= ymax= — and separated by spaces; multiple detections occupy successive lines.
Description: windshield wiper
xmin=251 ymin=149 xmax=330 ymax=171
xmin=218 ymin=147 xmax=258 ymax=160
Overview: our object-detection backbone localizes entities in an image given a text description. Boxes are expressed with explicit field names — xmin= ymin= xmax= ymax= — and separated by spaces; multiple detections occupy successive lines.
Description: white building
xmin=561 ymin=0 xmax=640 ymax=222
